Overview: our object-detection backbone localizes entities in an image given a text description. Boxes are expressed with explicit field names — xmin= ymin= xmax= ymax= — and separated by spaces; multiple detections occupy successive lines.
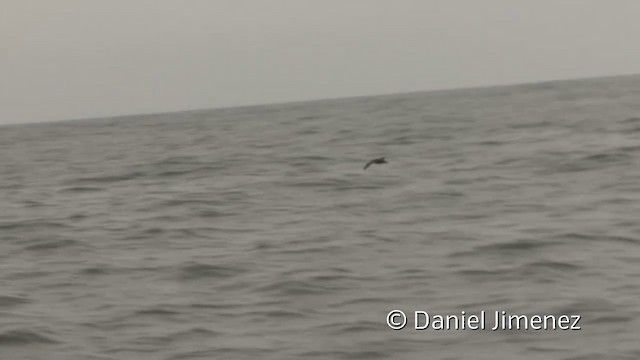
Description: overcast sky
xmin=3 ymin=1 xmax=640 ymax=124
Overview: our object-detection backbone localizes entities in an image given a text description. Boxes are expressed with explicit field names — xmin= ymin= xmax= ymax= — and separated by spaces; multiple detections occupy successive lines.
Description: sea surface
xmin=2 ymin=75 xmax=640 ymax=360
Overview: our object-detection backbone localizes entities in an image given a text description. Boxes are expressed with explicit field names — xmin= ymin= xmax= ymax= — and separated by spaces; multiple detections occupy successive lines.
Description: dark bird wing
xmin=363 ymin=159 xmax=375 ymax=170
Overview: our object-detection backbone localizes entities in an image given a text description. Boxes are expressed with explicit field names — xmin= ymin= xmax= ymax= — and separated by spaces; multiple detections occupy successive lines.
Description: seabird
xmin=363 ymin=157 xmax=388 ymax=170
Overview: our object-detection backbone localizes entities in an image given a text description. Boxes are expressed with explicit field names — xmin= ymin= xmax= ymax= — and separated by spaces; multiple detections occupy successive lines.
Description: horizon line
xmin=4 ymin=72 xmax=639 ymax=127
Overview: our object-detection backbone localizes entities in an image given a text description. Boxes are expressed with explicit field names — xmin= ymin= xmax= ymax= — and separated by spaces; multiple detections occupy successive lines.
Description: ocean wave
xmin=0 ymin=295 xmax=30 ymax=307
xmin=176 ymin=262 xmax=246 ymax=280
xmin=0 ymin=330 xmax=59 ymax=345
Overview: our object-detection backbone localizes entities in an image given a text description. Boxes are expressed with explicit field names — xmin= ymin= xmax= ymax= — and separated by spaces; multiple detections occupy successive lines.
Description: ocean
xmin=1 ymin=75 xmax=640 ymax=359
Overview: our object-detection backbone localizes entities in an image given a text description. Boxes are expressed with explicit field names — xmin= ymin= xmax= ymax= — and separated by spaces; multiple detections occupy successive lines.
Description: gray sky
xmin=3 ymin=0 xmax=640 ymax=124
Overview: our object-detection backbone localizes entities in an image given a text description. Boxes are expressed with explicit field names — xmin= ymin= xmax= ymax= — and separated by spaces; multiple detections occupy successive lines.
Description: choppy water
xmin=2 ymin=75 xmax=640 ymax=359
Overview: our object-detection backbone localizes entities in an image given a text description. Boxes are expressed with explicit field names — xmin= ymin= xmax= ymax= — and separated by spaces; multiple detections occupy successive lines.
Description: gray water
xmin=2 ymin=75 xmax=640 ymax=360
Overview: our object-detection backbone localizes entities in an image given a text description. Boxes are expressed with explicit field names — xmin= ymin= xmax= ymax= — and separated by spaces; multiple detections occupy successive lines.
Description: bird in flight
xmin=363 ymin=157 xmax=388 ymax=170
